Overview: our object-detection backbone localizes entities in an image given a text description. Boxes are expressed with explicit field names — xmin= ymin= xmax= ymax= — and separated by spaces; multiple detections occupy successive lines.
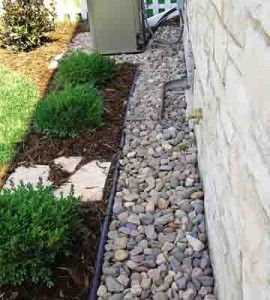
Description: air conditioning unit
xmin=87 ymin=0 xmax=145 ymax=54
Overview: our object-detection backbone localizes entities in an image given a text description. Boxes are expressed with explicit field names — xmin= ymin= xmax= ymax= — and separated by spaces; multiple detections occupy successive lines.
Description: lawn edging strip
xmin=88 ymin=68 xmax=139 ymax=300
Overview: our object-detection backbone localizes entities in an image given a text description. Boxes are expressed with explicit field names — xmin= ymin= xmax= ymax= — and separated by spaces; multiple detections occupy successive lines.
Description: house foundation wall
xmin=184 ymin=1 xmax=270 ymax=299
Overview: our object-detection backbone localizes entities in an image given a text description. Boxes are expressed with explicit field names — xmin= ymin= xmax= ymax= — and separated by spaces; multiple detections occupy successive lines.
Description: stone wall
xmin=183 ymin=0 xmax=270 ymax=299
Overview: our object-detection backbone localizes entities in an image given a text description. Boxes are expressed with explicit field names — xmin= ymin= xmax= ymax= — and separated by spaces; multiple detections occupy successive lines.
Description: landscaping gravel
xmin=97 ymin=25 xmax=216 ymax=299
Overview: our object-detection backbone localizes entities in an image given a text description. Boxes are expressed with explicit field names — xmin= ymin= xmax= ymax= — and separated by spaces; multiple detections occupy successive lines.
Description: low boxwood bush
xmin=0 ymin=184 xmax=82 ymax=287
xmin=0 ymin=0 xmax=55 ymax=51
xmin=35 ymin=84 xmax=104 ymax=138
xmin=55 ymin=51 xmax=116 ymax=87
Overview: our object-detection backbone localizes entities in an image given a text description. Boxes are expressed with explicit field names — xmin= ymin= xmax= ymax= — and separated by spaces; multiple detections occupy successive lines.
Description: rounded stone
xmin=114 ymin=250 xmax=129 ymax=262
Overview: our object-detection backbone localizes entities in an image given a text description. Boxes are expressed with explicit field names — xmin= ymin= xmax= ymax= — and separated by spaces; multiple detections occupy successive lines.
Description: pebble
xmin=176 ymin=276 xmax=187 ymax=289
xmin=191 ymin=191 xmax=204 ymax=199
xmin=161 ymin=241 xmax=174 ymax=252
xmin=127 ymin=214 xmax=141 ymax=225
xmin=181 ymin=288 xmax=197 ymax=300
xmin=185 ymin=177 xmax=195 ymax=187
xmin=117 ymin=274 xmax=129 ymax=286
xmin=198 ymin=276 xmax=214 ymax=287
xmin=186 ymin=235 xmax=205 ymax=252
xmin=140 ymin=212 xmax=154 ymax=225
xmin=155 ymin=214 xmax=174 ymax=226
xmin=153 ymin=292 xmax=168 ymax=300
xmin=105 ymin=277 xmax=125 ymax=292
xmin=114 ymin=250 xmax=129 ymax=262
xmin=114 ymin=237 xmax=128 ymax=250
xmin=98 ymin=25 xmax=214 ymax=299
xmin=145 ymin=225 xmax=157 ymax=239
xmin=157 ymin=198 xmax=169 ymax=209
xmin=97 ymin=285 xmax=107 ymax=297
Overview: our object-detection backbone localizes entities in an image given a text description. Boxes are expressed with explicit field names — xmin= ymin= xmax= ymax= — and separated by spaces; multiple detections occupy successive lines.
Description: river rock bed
xmin=97 ymin=25 xmax=216 ymax=300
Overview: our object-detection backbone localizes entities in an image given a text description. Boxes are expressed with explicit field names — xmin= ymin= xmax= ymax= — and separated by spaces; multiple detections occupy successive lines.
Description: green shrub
xmin=0 ymin=0 xmax=55 ymax=51
xmin=35 ymin=84 xmax=104 ymax=138
xmin=0 ymin=184 xmax=82 ymax=287
xmin=55 ymin=51 xmax=116 ymax=87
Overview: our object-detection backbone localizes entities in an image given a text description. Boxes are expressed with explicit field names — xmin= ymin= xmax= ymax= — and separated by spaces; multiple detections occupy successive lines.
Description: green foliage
xmin=0 ymin=65 xmax=38 ymax=165
xmin=0 ymin=184 xmax=82 ymax=287
xmin=34 ymin=84 xmax=104 ymax=138
xmin=179 ymin=143 xmax=188 ymax=151
xmin=55 ymin=51 xmax=116 ymax=87
xmin=187 ymin=108 xmax=203 ymax=124
xmin=0 ymin=0 xmax=55 ymax=51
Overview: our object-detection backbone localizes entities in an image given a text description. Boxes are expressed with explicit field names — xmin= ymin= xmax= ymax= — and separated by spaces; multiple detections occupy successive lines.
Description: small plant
xmin=0 ymin=0 xmax=55 ymax=51
xmin=55 ymin=51 xmax=116 ymax=87
xmin=35 ymin=84 xmax=104 ymax=138
xmin=188 ymin=108 xmax=203 ymax=124
xmin=179 ymin=143 xmax=188 ymax=151
xmin=0 ymin=184 xmax=82 ymax=287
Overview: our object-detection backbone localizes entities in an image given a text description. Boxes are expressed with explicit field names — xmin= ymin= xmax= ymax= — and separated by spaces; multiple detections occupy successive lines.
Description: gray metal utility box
xmin=87 ymin=0 xmax=144 ymax=54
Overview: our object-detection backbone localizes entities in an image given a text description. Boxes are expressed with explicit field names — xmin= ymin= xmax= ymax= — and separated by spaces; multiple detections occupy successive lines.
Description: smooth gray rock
xmin=105 ymin=277 xmax=125 ymax=292
xmin=145 ymin=225 xmax=157 ymax=239
xmin=155 ymin=214 xmax=174 ymax=226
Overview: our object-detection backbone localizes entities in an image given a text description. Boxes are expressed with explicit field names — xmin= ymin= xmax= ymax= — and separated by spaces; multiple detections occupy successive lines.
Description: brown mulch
xmin=11 ymin=63 xmax=136 ymax=184
xmin=0 ymin=21 xmax=80 ymax=186
xmin=0 ymin=22 xmax=79 ymax=97
xmin=1 ymin=62 xmax=137 ymax=300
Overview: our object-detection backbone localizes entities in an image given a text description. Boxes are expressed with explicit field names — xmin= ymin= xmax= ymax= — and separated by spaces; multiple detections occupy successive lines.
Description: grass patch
xmin=35 ymin=84 xmax=104 ymax=138
xmin=55 ymin=51 xmax=116 ymax=88
xmin=0 ymin=184 xmax=82 ymax=287
xmin=0 ymin=65 xmax=38 ymax=165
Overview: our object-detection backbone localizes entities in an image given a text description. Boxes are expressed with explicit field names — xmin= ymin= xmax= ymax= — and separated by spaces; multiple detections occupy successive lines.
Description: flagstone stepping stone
xmin=54 ymin=160 xmax=111 ymax=202
xmin=54 ymin=156 xmax=82 ymax=173
xmin=4 ymin=165 xmax=52 ymax=188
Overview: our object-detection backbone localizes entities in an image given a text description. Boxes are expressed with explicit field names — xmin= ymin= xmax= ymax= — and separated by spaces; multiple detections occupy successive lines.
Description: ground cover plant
xmin=35 ymin=83 xmax=104 ymax=137
xmin=0 ymin=184 xmax=82 ymax=287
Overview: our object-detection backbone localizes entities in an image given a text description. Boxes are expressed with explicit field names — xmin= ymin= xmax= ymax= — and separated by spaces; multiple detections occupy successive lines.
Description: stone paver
xmin=55 ymin=160 xmax=111 ymax=202
xmin=4 ymin=165 xmax=52 ymax=188
xmin=97 ymin=25 xmax=216 ymax=299
xmin=5 ymin=159 xmax=111 ymax=203
xmin=54 ymin=156 xmax=82 ymax=173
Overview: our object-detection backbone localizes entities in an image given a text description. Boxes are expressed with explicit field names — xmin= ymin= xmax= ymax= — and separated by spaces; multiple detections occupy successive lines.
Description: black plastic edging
xmin=88 ymin=68 xmax=139 ymax=300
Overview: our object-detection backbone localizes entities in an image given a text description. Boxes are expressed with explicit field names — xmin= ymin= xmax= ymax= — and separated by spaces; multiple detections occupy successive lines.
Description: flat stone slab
xmin=54 ymin=156 xmax=82 ymax=173
xmin=54 ymin=161 xmax=111 ymax=202
xmin=4 ymin=165 xmax=52 ymax=188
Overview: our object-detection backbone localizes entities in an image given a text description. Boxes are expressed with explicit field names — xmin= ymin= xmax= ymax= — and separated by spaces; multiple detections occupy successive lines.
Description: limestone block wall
xmin=183 ymin=0 xmax=270 ymax=299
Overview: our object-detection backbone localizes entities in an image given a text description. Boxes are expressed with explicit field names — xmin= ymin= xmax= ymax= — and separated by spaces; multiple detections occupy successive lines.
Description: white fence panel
xmin=0 ymin=0 xmax=177 ymax=19
xmin=0 ymin=0 xmax=88 ymax=20
xmin=145 ymin=0 xmax=177 ymax=17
